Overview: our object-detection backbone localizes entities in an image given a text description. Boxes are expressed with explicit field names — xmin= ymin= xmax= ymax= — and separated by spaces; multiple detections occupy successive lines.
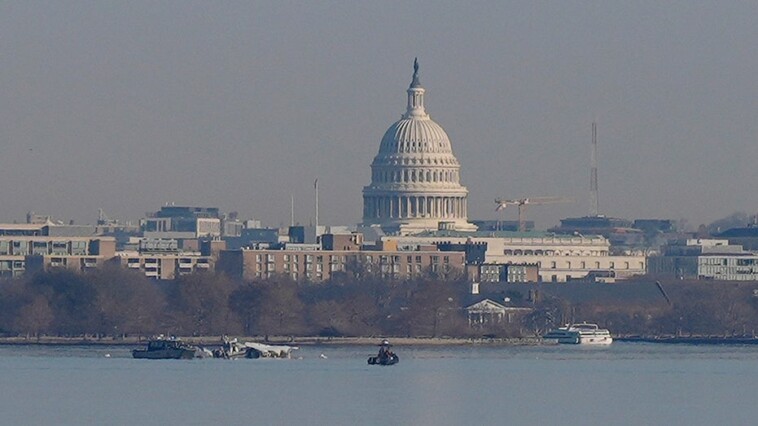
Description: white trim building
xmin=386 ymin=230 xmax=646 ymax=282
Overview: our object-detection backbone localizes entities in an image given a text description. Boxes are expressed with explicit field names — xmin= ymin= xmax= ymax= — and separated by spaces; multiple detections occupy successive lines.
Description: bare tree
xmin=15 ymin=295 xmax=53 ymax=338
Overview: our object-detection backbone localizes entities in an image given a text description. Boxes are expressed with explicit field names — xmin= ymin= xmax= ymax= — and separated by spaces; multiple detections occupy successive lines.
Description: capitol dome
xmin=362 ymin=59 xmax=476 ymax=234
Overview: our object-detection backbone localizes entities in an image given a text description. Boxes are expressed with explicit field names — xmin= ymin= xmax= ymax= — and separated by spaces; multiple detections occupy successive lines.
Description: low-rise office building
xmin=0 ymin=222 xmax=116 ymax=276
xmin=217 ymin=234 xmax=465 ymax=282
xmin=2 ymin=237 xmax=116 ymax=276
xmin=115 ymin=251 xmax=212 ymax=280
xmin=141 ymin=206 xmax=222 ymax=241
xmin=113 ymin=237 xmax=217 ymax=280
xmin=648 ymin=239 xmax=758 ymax=281
xmin=384 ymin=230 xmax=646 ymax=282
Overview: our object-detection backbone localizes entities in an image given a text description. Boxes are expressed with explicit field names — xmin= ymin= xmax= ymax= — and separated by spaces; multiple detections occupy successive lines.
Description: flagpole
xmin=314 ymin=178 xmax=319 ymax=231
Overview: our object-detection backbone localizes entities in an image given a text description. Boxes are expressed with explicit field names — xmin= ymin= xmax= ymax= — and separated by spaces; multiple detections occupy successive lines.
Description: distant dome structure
xmin=362 ymin=59 xmax=476 ymax=234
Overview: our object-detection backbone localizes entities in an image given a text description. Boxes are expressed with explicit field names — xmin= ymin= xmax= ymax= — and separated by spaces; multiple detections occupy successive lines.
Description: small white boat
xmin=543 ymin=323 xmax=613 ymax=345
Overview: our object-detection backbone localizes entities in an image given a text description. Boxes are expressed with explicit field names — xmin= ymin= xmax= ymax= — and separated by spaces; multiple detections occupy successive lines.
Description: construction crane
xmin=494 ymin=197 xmax=573 ymax=232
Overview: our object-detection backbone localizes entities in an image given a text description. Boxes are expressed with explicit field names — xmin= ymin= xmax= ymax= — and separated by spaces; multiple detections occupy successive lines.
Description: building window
xmin=12 ymin=241 xmax=29 ymax=256
xmin=32 ymin=241 xmax=48 ymax=255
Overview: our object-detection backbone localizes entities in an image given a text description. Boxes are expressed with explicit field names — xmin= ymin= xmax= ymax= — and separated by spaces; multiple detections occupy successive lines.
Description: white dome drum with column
xmin=362 ymin=59 xmax=477 ymax=234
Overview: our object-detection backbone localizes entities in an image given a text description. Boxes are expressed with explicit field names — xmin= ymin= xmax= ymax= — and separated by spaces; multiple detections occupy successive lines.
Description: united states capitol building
xmin=362 ymin=59 xmax=477 ymax=235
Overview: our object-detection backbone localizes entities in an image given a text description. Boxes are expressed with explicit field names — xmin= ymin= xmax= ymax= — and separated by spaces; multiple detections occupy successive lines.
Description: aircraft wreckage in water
xmin=212 ymin=337 xmax=299 ymax=359
xmin=132 ymin=336 xmax=298 ymax=360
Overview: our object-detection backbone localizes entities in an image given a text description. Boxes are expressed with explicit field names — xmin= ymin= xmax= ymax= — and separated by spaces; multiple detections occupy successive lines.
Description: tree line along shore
xmin=2 ymin=266 xmax=758 ymax=341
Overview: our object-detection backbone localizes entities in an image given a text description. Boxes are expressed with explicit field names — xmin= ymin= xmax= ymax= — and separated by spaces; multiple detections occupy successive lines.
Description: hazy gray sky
xmin=1 ymin=2 xmax=756 ymax=228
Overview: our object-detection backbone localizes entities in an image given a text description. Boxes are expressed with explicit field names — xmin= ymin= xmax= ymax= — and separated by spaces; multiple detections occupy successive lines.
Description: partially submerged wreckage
xmin=212 ymin=337 xmax=299 ymax=359
xmin=132 ymin=336 xmax=298 ymax=360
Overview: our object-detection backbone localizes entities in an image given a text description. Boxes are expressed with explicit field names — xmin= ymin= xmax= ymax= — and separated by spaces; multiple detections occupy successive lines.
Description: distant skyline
xmin=1 ymin=2 xmax=756 ymax=228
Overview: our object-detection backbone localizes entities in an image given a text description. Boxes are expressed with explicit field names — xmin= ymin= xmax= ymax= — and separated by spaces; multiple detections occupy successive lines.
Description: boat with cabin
xmin=132 ymin=337 xmax=199 ymax=359
xmin=543 ymin=323 xmax=613 ymax=345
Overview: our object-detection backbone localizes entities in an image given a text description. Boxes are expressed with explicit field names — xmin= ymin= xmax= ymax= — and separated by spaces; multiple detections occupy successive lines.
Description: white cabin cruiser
xmin=543 ymin=323 xmax=613 ymax=345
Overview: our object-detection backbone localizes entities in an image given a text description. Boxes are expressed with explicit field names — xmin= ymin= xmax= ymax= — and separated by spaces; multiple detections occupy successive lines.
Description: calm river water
xmin=1 ymin=342 xmax=757 ymax=425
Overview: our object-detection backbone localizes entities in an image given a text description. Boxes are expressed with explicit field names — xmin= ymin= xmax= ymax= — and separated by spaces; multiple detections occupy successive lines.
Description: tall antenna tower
xmin=589 ymin=122 xmax=599 ymax=217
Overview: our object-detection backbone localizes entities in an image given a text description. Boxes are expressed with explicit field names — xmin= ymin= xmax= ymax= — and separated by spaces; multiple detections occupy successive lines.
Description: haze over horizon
xmin=1 ymin=2 xmax=756 ymax=229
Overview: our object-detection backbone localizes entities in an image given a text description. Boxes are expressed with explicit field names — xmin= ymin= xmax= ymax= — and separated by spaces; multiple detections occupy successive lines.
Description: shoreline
xmin=4 ymin=335 xmax=758 ymax=347
xmin=0 ymin=335 xmax=546 ymax=347
xmin=617 ymin=336 xmax=758 ymax=345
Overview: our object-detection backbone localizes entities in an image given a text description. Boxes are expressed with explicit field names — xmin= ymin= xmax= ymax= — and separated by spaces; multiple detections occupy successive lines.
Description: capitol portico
xmin=362 ymin=60 xmax=476 ymax=235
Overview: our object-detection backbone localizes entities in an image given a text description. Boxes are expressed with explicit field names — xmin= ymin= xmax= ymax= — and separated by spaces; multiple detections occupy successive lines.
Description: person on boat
xmin=378 ymin=340 xmax=391 ymax=359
